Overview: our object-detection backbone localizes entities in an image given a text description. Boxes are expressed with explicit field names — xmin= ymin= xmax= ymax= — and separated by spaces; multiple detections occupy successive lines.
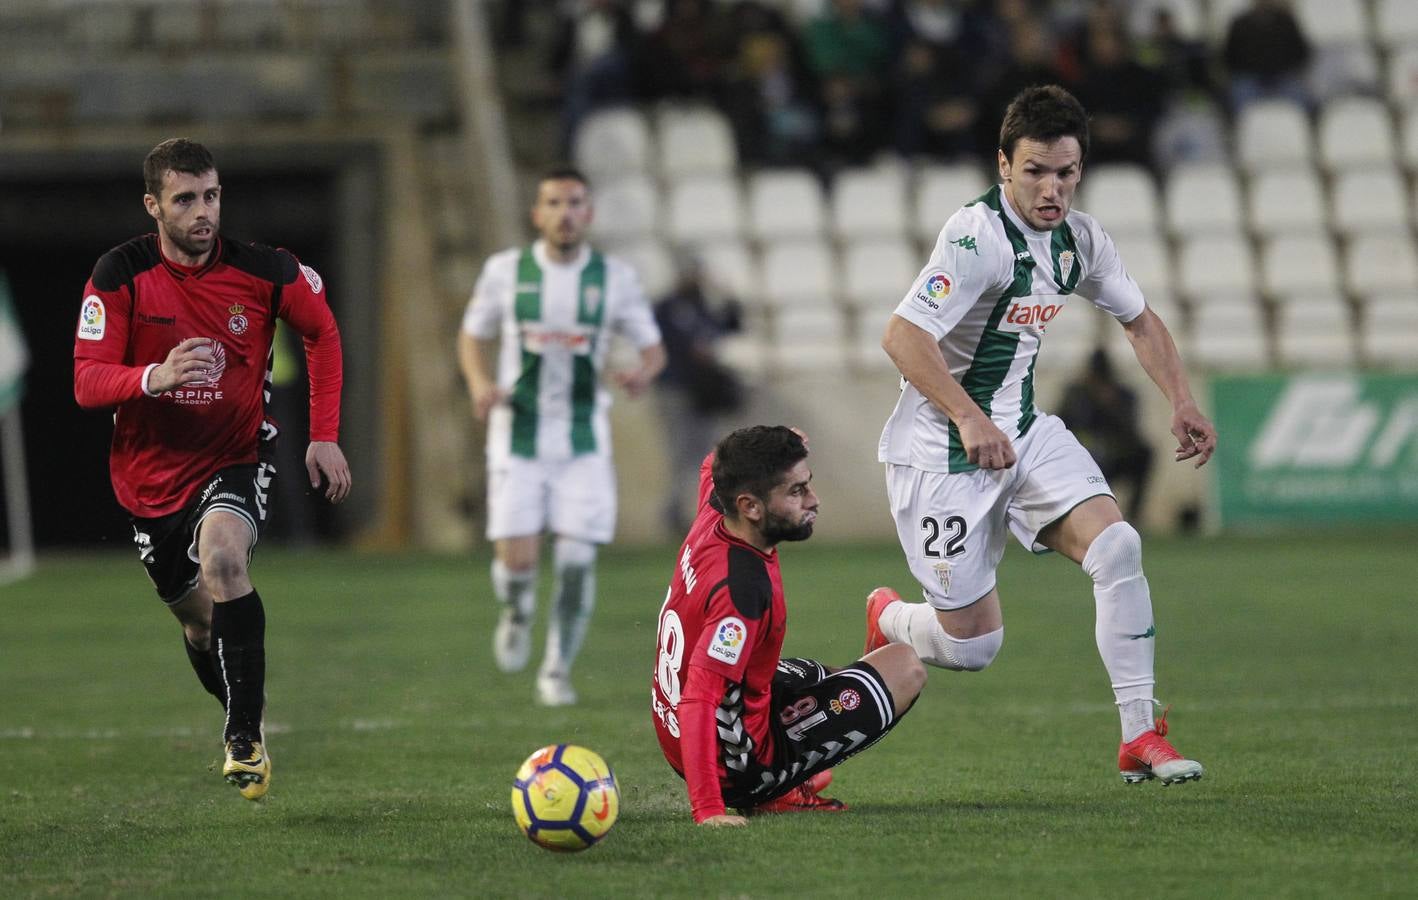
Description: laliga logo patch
xmin=707 ymin=616 xmax=746 ymax=665
xmin=77 ymin=296 xmax=106 ymax=341
xmin=300 ymin=264 xmax=323 ymax=294
xmin=926 ymin=274 xmax=951 ymax=299
xmin=227 ymin=303 xmax=248 ymax=335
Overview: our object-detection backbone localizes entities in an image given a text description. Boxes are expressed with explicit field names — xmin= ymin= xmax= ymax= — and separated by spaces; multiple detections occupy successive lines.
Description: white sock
xmin=882 ymin=601 xmax=1001 ymax=671
xmin=491 ymin=559 xmax=535 ymax=621
xmin=1082 ymin=522 xmax=1157 ymax=741
xmin=541 ymin=538 xmax=597 ymax=677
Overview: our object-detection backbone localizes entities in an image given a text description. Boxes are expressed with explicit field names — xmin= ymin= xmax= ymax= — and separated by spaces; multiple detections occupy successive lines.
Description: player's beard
xmin=162 ymin=217 xmax=217 ymax=260
xmin=762 ymin=509 xmax=814 ymax=544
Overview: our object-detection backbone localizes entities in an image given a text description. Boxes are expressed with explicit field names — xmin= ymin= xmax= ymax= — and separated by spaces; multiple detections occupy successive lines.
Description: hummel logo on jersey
xmin=1129 ymin=625 xmax=1156 ymax=640
xmin=950 ymin=235 xmax=979 ymax=255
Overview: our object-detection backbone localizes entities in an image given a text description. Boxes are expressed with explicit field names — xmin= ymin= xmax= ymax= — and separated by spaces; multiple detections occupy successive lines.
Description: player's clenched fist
xmin=148 ymin=337 xmax=214 ymax=393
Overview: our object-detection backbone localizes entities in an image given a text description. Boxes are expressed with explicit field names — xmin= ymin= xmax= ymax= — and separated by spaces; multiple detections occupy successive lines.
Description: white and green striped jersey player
xmin=462 ymin=240 xmax=662 ymax=466
xmin=879 ymin=184 xmax=1146 ymax=473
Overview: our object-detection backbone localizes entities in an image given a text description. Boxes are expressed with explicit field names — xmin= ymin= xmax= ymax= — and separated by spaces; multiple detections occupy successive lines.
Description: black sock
xmin=183 ymin=636 xmax=228 ymax=710
xmin=211 ymin=590 xmax=266 ymax=741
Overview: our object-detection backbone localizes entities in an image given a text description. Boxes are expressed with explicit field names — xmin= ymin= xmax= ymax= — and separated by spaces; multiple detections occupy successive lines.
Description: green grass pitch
xmin=3 ymin=533 xmax=1416 ymax=898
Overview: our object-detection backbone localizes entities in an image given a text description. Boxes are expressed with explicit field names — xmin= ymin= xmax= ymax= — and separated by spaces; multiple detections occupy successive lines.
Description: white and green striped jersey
xmin=463 ymin=240 xmax=662 ymax=464
xmin=879 ymin=184 xmax=1147 ymax=473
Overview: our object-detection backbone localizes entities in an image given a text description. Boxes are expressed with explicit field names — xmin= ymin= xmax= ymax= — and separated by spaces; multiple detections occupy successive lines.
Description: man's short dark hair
xmin=712 ymin=426 xmax=808 ymax=517
xmin=538 ymin=166 xmax=591 ymax=191
xmin=999 ymin=85 xmax=1090 ymax=162
xmin=144 ymin=138 xmax=216 ymax=199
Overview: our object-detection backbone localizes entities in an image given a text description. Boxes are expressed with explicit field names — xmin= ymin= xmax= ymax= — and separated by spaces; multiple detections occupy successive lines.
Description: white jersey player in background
xmin=866 ymin=85 xmax=1216 ymax=784
xmin=459 ymin=168 xmax=666 ymax=706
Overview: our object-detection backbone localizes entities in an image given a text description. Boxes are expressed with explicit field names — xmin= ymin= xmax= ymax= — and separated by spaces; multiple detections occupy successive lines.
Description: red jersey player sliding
xmin=652 ymin=425 xmax=926 ymax=826
xmin=72 ymin=138 xmax=351 ymax=800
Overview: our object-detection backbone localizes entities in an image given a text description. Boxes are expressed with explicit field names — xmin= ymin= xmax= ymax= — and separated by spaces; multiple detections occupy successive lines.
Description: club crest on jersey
xmin=227 ymin=303 xmax=248 ymax=335
xmin=300 ymin=264 xmax=323 ymax=294
xmin=78 ymin=296 xmax=106 ymax=340
xmin=582 ymin=284 xmax=603 ymax=317
xmin=707 ymin=616 xmax=747 ymax=665
xmin=1059 ymin=250 xmax=1076 ymax=282
xmin=830 ymin=689 xmax=861 ymax=714
xmin=932 ymin=561 xmax=953 ymax=594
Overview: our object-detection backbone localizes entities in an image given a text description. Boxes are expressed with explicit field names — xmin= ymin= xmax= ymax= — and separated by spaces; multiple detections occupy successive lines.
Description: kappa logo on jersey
xmin=998 ymin=299 xmax=1064 ymax=333
xmin=707 ymin=616 xmax=747 ymax=665
xmin=300 ymin=264 xmax=323 ymax=294
xmin=77 ymin=296 xmax=106 ymax=341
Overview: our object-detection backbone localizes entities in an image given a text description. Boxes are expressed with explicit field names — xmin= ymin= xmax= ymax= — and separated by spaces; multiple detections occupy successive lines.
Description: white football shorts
xmin=885 ymin=414 xmax=1114 ymax=610
xmin=486 ymin=453 xmax=617 ymax=544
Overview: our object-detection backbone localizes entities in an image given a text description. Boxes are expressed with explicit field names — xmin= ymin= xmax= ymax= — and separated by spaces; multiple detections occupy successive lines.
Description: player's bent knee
xmin=199 ymin=545 xmax=248 ymax=590
xmin=1082 ymin=521 xmax=1143 ymax=585
xmin=926 ymin=625 xmax=1004 ymax=671
xmin=553 ymin=537 xmax=597 ymax=568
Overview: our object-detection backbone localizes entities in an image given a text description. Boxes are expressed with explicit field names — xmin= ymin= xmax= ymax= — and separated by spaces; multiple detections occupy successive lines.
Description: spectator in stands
xmin=722 ymin=30 xmax=823 ymax=167
xmin=652 ymin=253 xmax=744 ymax=535
xmin=641 ymin=0 xmax=732 ymax=101
xmin=551 ymin=0 xmax=643 ymax=152
xmin=1222 ymin=0 xmax=1313 ymax=113
xmin=889 ymin=1 xmax=979 ymax=160
xmin=1058 ymin=348 xmax=1154 ymax=524
xmin=1073 ymin=20 xmax=1166 ymax=168
xmin=1136 ymin=6 xmax=1214 ymax=102
xmin=804 ymin=0 xmax=894 ymax=166
xmin=976 ymin=18 xmax=1066 ymax=153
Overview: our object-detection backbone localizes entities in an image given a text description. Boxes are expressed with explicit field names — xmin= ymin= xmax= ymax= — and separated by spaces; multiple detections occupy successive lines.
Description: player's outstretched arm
xmin=611 ymin=341 xmax=667 ymax=398
xmin=1120 ymin=308 xmax=1216 ymax=468
xmin=306 ymin=441 xmax=352 ymax=503
xmin=699 ymin=814 xmax=748 ymax=827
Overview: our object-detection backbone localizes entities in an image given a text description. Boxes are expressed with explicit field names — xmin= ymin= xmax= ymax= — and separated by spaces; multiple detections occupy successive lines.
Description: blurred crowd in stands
xmin=502 ymin=0 xmax=1318 ymax=174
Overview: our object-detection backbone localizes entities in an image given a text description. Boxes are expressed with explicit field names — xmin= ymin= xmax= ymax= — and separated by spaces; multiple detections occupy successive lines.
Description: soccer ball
xmin=511 ymin=744 xmax=619 ymax=852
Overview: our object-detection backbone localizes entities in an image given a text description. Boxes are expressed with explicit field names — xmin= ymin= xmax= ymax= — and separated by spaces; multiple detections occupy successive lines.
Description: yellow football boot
xmin=223 ymin=737 xmax=271 ymax=800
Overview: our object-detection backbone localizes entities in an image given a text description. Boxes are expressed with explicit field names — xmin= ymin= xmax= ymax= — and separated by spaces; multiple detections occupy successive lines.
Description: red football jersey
xmin=73 ymin=235 xmax=342 ymax=518
xmin=651 ymin=453 xmax=787 ymax=822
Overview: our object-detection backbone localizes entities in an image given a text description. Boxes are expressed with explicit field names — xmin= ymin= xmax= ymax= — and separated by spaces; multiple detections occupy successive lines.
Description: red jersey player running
xmin=72 ymin=138 xmax=351 ymax=800
xmin=652 ymin=426 xmax=926 ymax=825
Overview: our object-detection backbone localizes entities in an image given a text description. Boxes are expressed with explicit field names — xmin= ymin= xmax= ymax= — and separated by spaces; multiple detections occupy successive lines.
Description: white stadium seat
xmin=1165 ymin=164 xmax=1244 ymax=234
xmin=842 ymin=238 xmax=918 ymax=310
xmin=1236 ymin=101 xmax=1313 ymax=173
xmin=832 ymin=166 xmax=909 ymax=240
xmin=696 ymin=239 xmax=758 ymax=304
xmin=914 ymin=164 xmax=990 ymax=241
xmin=747 ymin=169 xmax=827 ymax=241
xmin=851 ymin=308 xmax=896 ymax=371
xmin=665 ymin=175 xmax=744 ymax=243
xmin=773 ymin=306 xmax=850 ymax=372
xmin=1039 ymin=301 xmax=1109 ymax=373
xmin=1310 ymin=44 xmax=1382 ymax=103
xmin=590 ymin=174 xmax=659 ymax=244
xmin=1260 ymin=235 xmax=1342 ymax=297
xmin=573 ymin=107 xmax=652 ymax=178
xmin=1293 ymin=0 xmax=1369 ymax=46
xmin=1247 ymin=168 xmax=1327 ymax=237
xmin=759 ymin=238 xmax=838 ymax=309
xmin=1388 ymin=46 xmax=1418 ymax=108
xmin=1078 ymin=164 xmax=1160 ymax=235
xmin=1176 ymin=234 xmax=1257 ymax=301
xmin=1274 ymin=295 xmax=1355 ymax=368
xmin=1358 ymin=294 xmax=1418 ymax=365
xmin=1330 ymin=169 xmax=1410 ymax=235
xmin=1375 ymin=0 xmax=1418 ymax=50
xmin=1318 ymin=98 xmax=1395 ymax=171
xmin=656 ymin=105 xmax=738 ymax=179
xmin=1127 ymin=0 xmax=1205 ymax=40
xmin=609 ymin=238 xmax=675 ymax=299
xmin=1189 ymin=301 xmax=1270 ymax=370
xmin=1111 ymin=232 xmax=1173 ymax=297
xmin=1401 ymin=105 xmax=1418 ymax=172
xmin=1345 ymin=235 xmax=1418 ymax=295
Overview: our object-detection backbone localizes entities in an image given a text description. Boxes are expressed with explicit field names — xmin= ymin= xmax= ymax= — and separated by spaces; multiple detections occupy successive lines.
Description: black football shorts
xmin=721 ymin=656 xmax=906 ymax=809
xmin=129 ymin=456 xmax=277 ymax=604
